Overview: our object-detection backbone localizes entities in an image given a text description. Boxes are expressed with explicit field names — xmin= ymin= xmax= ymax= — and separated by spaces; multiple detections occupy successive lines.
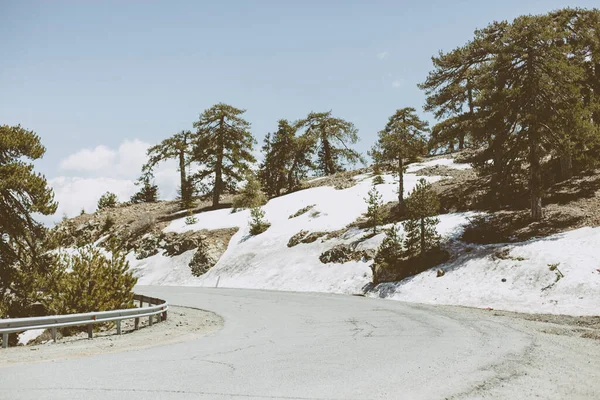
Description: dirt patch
xmin=488 ymin=309 xmax=600 ymax=341
xmin=0 ymin=306 xmax=223 ymax=365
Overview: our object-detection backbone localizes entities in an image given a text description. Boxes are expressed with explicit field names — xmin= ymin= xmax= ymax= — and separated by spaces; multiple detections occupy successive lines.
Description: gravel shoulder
xmin=0 ymin=306 xmax=223 ymax=365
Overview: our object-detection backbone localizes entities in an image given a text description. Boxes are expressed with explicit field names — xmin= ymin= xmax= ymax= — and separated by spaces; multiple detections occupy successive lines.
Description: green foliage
xmin=0 ymin=125 xmax=57 ymax=318
xmin=370 ymin=108 xmax=428 ymax=208
xmin=142 ymin=130 xmax=194 ymax=209
xmin=402 ymin=179 xmax=440 ymax=257
xmin=364 ymin=186 xmax=383 ymax=235
xmin=296 ymin=111 xmax=364 ymax=176
xmin=130 ymin=177 xmax=159 ymax=204
xmin=101 ymin=215 xmax=115 ymax=233
xmin=420 ymin=8 xmax=600 ymax=220
xmin=97 ymin=191 xmax=118 ymax=210
xmin=46 ymin=245 xmax=137 ymax=315
xmin=259 ymin=120 xmax=314 ymax=196
xmin=232 ymin=173 xmax=267 ymax=211
xmin=185 ymin=210 xmax=198 ymax=225
xmin=249 ymin=207 xmax=271 ymax=235
xmin=373 ymin=225 xmax=404 ymax=275
xmin=80 ymin=208 xmax=85 ymax=215
xmin=372 ymin=164 xmax=385 ymax=185
xmin=193 ymin=103 xmax=256 ymax=207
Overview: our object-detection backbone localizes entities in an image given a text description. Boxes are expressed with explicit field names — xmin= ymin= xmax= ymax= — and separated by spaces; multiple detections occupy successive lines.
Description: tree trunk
xmin=560 ymin=153 xmax=573 ymax=181
xmin=213 ymin=116 xmax=225 ymax=207
xmin=420 ymin=217 xmax=425 ymax=256
xmin=397 ymin=157 xmax=404 ymax=211
xmin=322 ymin=138 xmax=334 ymax=175
xmin=178 ymin=149 xmax=188 ymax=207
xmin=529 ymin=131 xmax=543 ymax=221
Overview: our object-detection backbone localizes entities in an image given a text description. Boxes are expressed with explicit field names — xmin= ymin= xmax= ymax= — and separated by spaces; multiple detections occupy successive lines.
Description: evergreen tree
xmin=421 ymin=9 xmax=600 ymax=220
xmin=402 ymin=179 xmax=440 ymax=257
xmin=130 ymin=177 xmax=159 ymax=204
xmin=0 ymin=125 xmax=57 ymax=318
xmin=97 ymin=191 xmax=118 ymax=210
xmin=364 ymin=185 xmax=383 ymax=235
xmin=193 ymin=103 xmax=256 ymax=207
xmin=373 ymin=224 xmax=403 ymax=275
xmin=370 ymin=108 xmax=428 ymax=211
xmin=259 ymin=120 xmax=312 ymax=196
xmin=142 ymin=130 xmax=194 ymax=209
xmin=296 ymin=111 xmax=362 ymax=176
xmin=249 ymin=206 xmax=271 ymax=235
xmin=46 ymin=244 xmax=137 ymax=315
xmin=232 ymin=172 xmax=267 ymax=211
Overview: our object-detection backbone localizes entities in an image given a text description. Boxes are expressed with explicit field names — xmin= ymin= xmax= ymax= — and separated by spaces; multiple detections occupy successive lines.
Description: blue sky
xmin=1 ymin=0 xmax=598 ymax=220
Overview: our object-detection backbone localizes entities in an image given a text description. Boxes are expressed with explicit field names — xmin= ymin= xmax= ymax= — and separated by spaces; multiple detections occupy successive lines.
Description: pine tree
xmin=46 ymin=244 xmax=137 ymax=315
xmin=370 ymin=108 xmax=428 ymax=211
xmin=402 ymin=179 xmax=440 ymax=257
xmin=97 ymin=191 xmax=118 ymax=210
xmin=142 ymin=130 xmax=194 ymax=209
xmin=259 ymin=120 xmax=312 ymax=196
xmin=232 ymin=172 xmax=267 ymax=211
xmin=364 ymin=186 xmax=383 ymax=235
xmin=420 ymin=9 xmax=600 ymax=220
xmin=193 ymin=103 xmax=256 ymax=207
xmin=249 ymin=206 xmax=271 ymax=235
xmin=372 ymin=224 xmax=403 ymax=279
xmin=130 ymin=177 xmax=159 ymax=204
xmin=296 ymin=111 xmax=363 ymax=176
xmin=0 ymin=125 xmax=57 ymax=318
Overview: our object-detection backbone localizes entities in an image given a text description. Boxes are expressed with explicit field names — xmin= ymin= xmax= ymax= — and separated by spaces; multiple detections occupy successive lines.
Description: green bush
xmin=97 ymin=191 xmax=118 ymax=210
xmin=46 ymin=244 xmax=137 ymax=315
xmin=249 ymin=207 xmax=270 ymax=235
xmin=232 ymin=174 xmax=267 ymax=211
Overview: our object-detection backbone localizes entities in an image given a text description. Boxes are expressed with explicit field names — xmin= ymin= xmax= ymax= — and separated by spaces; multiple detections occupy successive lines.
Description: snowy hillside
xmin=127 ymin=157 xmax=600 ymax=316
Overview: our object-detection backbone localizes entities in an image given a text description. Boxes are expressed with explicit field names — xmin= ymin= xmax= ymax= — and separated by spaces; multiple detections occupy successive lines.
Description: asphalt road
xmin=1 ymin=286 xmax=599 ymax=399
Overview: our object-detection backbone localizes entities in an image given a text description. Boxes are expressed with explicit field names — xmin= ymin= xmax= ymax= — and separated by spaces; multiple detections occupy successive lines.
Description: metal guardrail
xmin=0 ymin=294 xmax=168 ymax=349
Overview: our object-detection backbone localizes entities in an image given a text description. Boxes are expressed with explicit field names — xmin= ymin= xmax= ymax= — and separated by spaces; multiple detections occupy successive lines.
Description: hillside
xmin=53 ymin=154 xmax=600 ymax=317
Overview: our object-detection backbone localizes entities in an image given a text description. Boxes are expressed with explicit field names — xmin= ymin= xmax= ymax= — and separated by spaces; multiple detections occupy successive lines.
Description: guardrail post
xmin=134 ymin=317 xmax=140 ymax=330
xmin=87 ymin=324 xmax=93 ymax=339
xmin=116 ymin=320 xmax=122 ymax=335
xmin=148 ymin=315 xmax=153 ymax=326
xmin=2 ymin=333 xmax=7 ymax=349
xmin=51 ymin=327 xmax=57 ymax=343
xmin=139 ymin=295 xmax=144 ymax=308
xmin=162 ymin=310 xmax=168 ymax=321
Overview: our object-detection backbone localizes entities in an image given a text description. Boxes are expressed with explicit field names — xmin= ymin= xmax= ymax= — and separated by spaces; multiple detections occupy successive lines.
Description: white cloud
xmin=60 ymin=145 xmax=116 ymax=172
xmin=392 ymin=79 xmax=404 ymax=88
xmin=43 ymin=139 xmax=181 ymax=224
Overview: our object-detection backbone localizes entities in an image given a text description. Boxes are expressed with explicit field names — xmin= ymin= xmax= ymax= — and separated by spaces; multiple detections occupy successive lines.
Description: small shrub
xmin=80 ymin=208 xmax=85 ymax=216
xmin=131 ymin=179 xmax=159 ymax=204
xmin=249 ymin=207 xmax=270 ymax=235
xmin=46 ymin=244 xmax=137 ymax=316
xmin=289 ymin=205 xmax=316 ymax=219
xmin=185 ymin=210 xmax=198 ymax=225
xmin=97 ymin=192 xmax=118 ymax=210
xmin=232 ymin=173 xmax=267 ymax=211
xmin=372 ymin=164 xmax=385 ymax=185
xmin=101 ymin=215 xmax=115 ymax=233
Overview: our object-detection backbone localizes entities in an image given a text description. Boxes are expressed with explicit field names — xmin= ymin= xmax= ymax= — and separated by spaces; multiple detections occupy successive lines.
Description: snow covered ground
xmin=128 ymin=157 xmax=600 ymax=316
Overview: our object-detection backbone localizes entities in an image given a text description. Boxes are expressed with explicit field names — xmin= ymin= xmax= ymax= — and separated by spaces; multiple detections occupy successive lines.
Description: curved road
xmin=2 ymin=286 xmax=599 ymax=399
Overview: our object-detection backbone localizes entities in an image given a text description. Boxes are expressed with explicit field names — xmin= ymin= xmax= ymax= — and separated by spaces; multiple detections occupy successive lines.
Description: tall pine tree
xmin=296 ymin=111 xmax=362 ymax=176
xmin=370 ymin=107 xmax=428 ymax=211
xmin=193 ymin=103 xmax=256 ymax=207
xmin=142 ymin=130 xmax=194 ymax=209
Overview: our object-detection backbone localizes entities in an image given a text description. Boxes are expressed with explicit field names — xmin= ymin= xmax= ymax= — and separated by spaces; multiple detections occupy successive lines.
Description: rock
xmin=501 ymin=278 xmax=507 ymax=282
xmin=437 ymin=269 xmax=445 ymax=277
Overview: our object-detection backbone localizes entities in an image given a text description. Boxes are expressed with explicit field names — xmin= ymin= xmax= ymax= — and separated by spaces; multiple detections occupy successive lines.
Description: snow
xmin=405 ymin=158 xmax=471 ymax=173
xmin=372 ymin=227 xmax=600 ymax=316
xmin=126 ymin=157 xmax=600 ymax=316
xmin=17 ymin=329 xmax=45 ymax=345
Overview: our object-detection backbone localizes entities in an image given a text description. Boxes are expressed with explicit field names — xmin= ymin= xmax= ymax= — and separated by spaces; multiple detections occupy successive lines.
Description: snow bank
xmin=17 ymin=329 xmax=45 ymax=346
xmin=373 ymin=227 xmax=600 ymax=316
